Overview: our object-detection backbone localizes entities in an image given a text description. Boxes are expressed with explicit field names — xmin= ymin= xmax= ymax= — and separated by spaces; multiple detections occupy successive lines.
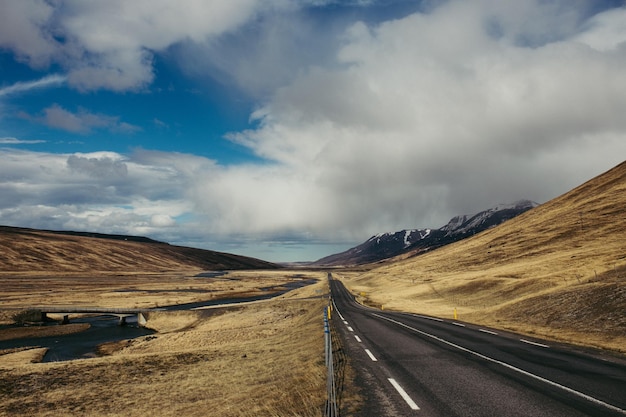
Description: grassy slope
xmin=0 ymin=226 xmax=277 ymax=273
xmin=339 ymin=161 xmax=626 ymax=353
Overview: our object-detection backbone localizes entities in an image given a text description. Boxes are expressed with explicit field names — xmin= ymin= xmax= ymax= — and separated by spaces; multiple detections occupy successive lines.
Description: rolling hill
xmin=338 ymin=161 xmax=626 ymax=353
xmin=0 ymin=226 xmax=278 ymax=273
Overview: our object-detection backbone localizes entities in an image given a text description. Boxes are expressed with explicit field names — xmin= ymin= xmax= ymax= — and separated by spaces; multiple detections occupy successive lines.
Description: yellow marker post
xmin=327 ymin=305 xmax=331 ymax=320
xmin=454 ymin=308 xmax=458 ymax=320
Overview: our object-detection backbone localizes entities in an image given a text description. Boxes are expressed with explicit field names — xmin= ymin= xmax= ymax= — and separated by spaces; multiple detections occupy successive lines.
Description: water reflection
xmin=0 ymin=315 xmax=155 ymax=362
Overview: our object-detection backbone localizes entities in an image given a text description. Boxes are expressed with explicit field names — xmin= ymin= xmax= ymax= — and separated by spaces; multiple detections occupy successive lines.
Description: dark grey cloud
xmin=66 ymin=155 xmax=128 ymax=179
xmin=19 ymin=104 xmax=141 ymax=134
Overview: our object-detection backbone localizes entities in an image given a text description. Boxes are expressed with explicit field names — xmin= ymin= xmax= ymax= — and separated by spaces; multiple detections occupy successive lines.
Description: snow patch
xmin=403 ymin=230 xmax=412 ymax=248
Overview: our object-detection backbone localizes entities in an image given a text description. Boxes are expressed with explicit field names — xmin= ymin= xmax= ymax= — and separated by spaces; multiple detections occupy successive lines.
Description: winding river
xmin=0 ymin=278 xmax=316 ymax=362
xmin=0 ymin=315 xmax=154 ymax=362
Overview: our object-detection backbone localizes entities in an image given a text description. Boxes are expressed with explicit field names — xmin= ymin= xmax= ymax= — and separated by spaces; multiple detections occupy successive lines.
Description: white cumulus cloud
xmin=220 ymin=0 xmax=626 ymax=236
xmin=0 ymin=0 xmax=294 ymax=91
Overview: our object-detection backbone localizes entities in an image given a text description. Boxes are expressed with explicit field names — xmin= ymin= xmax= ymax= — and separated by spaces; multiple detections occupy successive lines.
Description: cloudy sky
xmin=1 ymin=0 xmax=626 ymax=262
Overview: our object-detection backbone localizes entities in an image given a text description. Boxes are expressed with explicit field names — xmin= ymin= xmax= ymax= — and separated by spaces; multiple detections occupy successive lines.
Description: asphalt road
xmin=329 ymin=277 xmax=626 ymax=417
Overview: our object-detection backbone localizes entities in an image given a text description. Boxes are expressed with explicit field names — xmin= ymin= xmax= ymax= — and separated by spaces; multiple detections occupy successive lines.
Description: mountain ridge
xmin=0 ymin=225 xmax=279 ymax=272
xmin=314 ymin=199 xmax=537 ymax=266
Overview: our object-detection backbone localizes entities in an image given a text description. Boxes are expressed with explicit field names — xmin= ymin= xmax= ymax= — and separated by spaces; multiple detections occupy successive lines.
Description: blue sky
xmin=1 ymin=0 xmax=626 ymax=262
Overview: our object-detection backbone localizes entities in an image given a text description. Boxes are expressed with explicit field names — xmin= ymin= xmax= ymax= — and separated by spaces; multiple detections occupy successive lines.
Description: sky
xmin=1 ymin=0 xmax=626 ymax=263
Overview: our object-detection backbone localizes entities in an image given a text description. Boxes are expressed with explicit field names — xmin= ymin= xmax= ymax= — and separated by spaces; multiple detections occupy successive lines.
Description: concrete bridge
xmin=33 ymin=307 xmax=163 ymax=326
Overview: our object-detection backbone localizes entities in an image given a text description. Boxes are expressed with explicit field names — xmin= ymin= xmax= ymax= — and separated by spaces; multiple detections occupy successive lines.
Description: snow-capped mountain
xmin=440 ymin=200 xmax=538 ymax=237
xmin=313 ymin=200 xmax=538 ymax=266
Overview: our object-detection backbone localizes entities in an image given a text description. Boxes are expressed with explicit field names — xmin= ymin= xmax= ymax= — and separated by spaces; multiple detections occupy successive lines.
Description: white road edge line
xmin=354 ymin=335 xmax=362 ymax=343
xmin=388 ymin=378 xmax=420 ymax=410
xmin=365 ymin=349 xmax=378 ymax=361
xmin=332 ymin=300 xmax=345 ymax=321
xmin=520 ymin=339 xmax=550 ymax=348
xmin=372 ymin=313 xmax=626 ymax=416
xmin=479 ymin=328 xmax=499 ymax=335
xmin=452 ymin=322 xmax=465 ymax=327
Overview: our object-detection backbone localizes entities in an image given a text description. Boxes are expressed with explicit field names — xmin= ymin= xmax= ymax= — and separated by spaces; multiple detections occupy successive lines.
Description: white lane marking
xmin=414 ymin=314 xmax=444 ymax=322
xmin=452 ymin=322 xmax=465 ymax=327
xmin=388 ymin=378 xmax=420 ymax=411
xmin=347 ymin=326 xmax=354 ymax=332
xmin=372 ymin=313 xmax=626 ymax=416
xmin=365 ymin=349 xmax=378 ymax=361
xmin=343 ymin=320 xmax=349 ymax=325
xmin=520 ymin=339 xmax=550 ymax=348
xmin=334 ymin=304 xmax=345 ymax=321
xmin=479 ymin=328 xmax=498 ymax=335
xmin=354 ymin=335 xmax=362 ymax=343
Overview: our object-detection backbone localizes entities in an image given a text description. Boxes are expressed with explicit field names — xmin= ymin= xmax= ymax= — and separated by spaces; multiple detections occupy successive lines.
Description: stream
xmin=0 ymin=315 xmax=154 ymax=362
xmin=0 ymin=278 xmax=317 ymax=362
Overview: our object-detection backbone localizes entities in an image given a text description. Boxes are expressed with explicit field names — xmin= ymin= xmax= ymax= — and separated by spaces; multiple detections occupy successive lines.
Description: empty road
xmin=329 ymin=277 xmax=626 ymax=417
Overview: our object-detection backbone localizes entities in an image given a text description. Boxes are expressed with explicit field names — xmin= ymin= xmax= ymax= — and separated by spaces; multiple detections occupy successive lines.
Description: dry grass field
xmin=0 ymin=270 xmax=309 ymax=313
xmin=0 ymin=275 xmax=330 ymax=417
xmin=338 ymin=161 xmax=626 ymax=354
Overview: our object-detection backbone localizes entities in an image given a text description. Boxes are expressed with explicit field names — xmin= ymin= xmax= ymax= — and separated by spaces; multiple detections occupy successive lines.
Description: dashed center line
xmin=479 ymin=328 xmax=498 ymax=335
xmin=347 ymin=326 xmax=354 ymax=332
xmin=388 ymin=378 xmax=420 ymax=410
xmin=354 ymin=335 xmax=362 ymax=343
xmin=365 ymin=349 xmax=378 ymax=361
xmin=452 ymin=322 xmax=465 ymax=327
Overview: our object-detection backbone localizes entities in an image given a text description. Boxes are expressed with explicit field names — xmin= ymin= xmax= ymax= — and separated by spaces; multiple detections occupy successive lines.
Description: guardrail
xmin=324 ymin=302 xmax=338 ymax=416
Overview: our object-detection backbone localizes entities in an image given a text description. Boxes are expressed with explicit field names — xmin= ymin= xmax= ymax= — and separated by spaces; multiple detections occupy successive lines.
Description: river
xmin=0 ymin=315 xmax=154 ymax=362
xmin=0 ymin=278 xmax=317 ymax=362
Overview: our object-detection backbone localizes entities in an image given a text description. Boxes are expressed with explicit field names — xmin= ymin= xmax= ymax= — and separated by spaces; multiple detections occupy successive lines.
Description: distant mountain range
xmin=313 ymin=200 xmax=538 ymax=266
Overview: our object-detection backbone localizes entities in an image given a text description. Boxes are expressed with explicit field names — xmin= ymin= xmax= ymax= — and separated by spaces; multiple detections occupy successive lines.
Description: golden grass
xmin=338 ymin=161 xmax=626 ymax=354
xmin=0 ymin=276 xmax=329 ymax=417
xmin=0 ymin=348 xmax=48 ymax=368
xmin=0 ymin=270 xmax=310 ymax=312
xmin=0 ymin=323 xmax=90 ymax=342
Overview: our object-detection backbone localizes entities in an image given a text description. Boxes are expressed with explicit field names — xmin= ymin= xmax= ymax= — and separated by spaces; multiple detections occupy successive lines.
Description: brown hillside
xmin=339 ymin=161 xmax=626 ymax=353
xmin=0 ymin=226 xmax=278 ymax=273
